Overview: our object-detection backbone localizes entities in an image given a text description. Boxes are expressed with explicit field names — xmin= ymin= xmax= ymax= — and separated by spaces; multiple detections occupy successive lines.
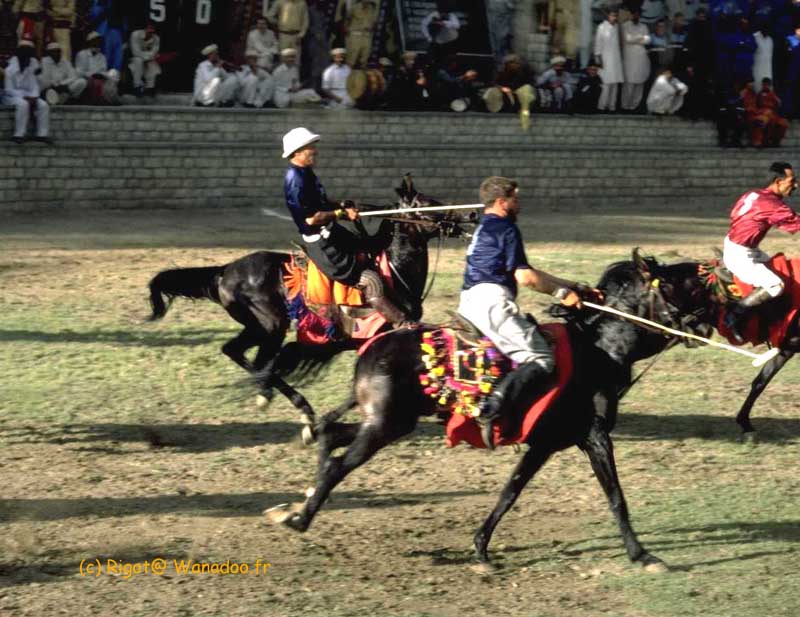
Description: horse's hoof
xmin=740 ymin=431 xmax=758 ymax=445
xmin=263 ymin=502 xmax=304 ymax=526
xmin=470 ymin=561 xmax=497 ymax=576
xmin=640 ymin=556 xmax=669 ymax=574
xmin=301 ymin=425 xmax=317 ymax=446
xmin=305 ymin=487 xmax=315 ymax=498
xmin=255 ymin=395 xmax=270 ymax=409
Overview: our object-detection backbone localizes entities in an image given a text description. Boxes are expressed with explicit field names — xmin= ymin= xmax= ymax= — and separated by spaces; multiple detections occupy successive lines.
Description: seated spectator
xmin=321 ymin=47 xmax=352 ymax=108
xmin=192 ymin=44 xmax=239 ymax=107
xmin=385 ymin=50 xmax=432 ymax=110
xmin=75 ymin=31 xmax=120 ymax=105
xmin=753 ymin=78 xmax=789 ymax=147
xmin=432 ymin=54 xmax=479 ymax=111
xmin=2 ymin=39 xmax=51 ymax=144
xmin=129 ymin=22 xmax=161 ymax=97
xmin=485 ymin=53 xmax=535 ymax=126
xmin=238 ymin=50 xmax=275 ymax=108
xmin=247 ymin=16 xmax=278 ymax=71
xmin=716 ymin=87 xmax=746 ymax=147
xmin=272 ymin=47 xmax=321 ymax=108
xmin=536 ymin=55 xmax=573 ymax=112
xmin=39 ymin=41 xmax=86 ymax=105
xmin=646 ymin=67 xmax=688 ymax=114
xmin=573 ymin=61 xmax=602 ymax=113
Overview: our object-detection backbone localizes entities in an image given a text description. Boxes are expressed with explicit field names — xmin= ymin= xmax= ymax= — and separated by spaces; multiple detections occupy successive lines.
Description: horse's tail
xmin=147 ymin=265 xmax=225 ymax=321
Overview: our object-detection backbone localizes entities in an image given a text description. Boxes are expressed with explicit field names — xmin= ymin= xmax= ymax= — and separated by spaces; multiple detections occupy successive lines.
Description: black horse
xmin=147 ymin=177 xmax=472 ymax=428
xmin=266 ymin=251 xmax=710 ymax=571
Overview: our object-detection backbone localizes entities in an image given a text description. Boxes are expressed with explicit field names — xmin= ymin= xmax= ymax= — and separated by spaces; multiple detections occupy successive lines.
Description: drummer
xmin=321 ymin=47 xmax=353 ymax=109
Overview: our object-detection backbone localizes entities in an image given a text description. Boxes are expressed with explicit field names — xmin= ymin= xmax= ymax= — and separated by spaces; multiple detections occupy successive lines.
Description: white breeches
xmin=4 ymin=96 xmax=50 ymax=137
xmin=129 ymin=57 xmax=162 ymax=89
xmin=458 ymin=283 xmax=555 ymax=370
xmin=723 ymin=236 xmax=785 ymax=297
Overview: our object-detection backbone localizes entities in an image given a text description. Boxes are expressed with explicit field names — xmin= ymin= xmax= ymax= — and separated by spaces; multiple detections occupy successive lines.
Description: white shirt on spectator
xmin=246 ymin=28 xmax=279 ymax=70
xmin=647 ymin=74 xmax=687 ymax=114
xmin=753 ymin=31 xmax=773 ymax=87
xmin=39 ymin=56 xmax=79 ymax=89
xmin=193 ymin=59 xmax=238 ymax=104
xmin=622 ymin=21 xmax=651 ymax=84
xmin=421 ymin=11 xmax=460 ymax=44
xmin=594 ymin=20 xmax=623 ymax=84
xmin=76 ymin=49 xmax=111 ymax=78
xmin=321 ymin=62 xmax=352 ymax=107
xmin=4 ymin=56 xmax=40 ymax=98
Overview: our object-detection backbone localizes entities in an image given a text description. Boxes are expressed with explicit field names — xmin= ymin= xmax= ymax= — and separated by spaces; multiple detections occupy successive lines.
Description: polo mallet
xmin=356 ymin=203 xmax=484 ymax=217
xmin=583 ymin=301 xmax=781 ymax=368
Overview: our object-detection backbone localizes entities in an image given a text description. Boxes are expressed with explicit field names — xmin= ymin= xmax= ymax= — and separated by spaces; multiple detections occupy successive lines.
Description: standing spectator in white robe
xmin=621 ymin=10 xmax=650 ymax=111
xmin=753 ymin=27 xmax=773 ymax=88
xmin=129 ymin=22 xmax=161 ymax=96
xmin=646 ymin=68 xmax=687 ymax=114
xmin=3 ymin=39 xmax=51 ymax=144
xmin=594 ymin=7 xmax=623 ymax=111
xmin=39 ymin=42 xmax=86 ymax=104
xmin=321 ymin=47 xmax=353 ymax=108
xmin=238 ymin=51 xmax=275 ymax=107
xmin=272 ymin=47 xmax=321 ymax=107
xmin=192 ymin=44 xmax=239 ymax=107
xmin=246 ymin=16 xmax=278 ymax=71
xmin=75 ymin=31 xmax=120 ymax=104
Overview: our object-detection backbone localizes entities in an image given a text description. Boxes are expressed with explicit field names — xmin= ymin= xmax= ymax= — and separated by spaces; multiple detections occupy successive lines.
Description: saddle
xmin=418 ymin=323 xmax=573 ymax=449
xmin=283 ymin=251 xmax=393 ymax=345
xmin=701 ymin=254 xmax=800 ymax=347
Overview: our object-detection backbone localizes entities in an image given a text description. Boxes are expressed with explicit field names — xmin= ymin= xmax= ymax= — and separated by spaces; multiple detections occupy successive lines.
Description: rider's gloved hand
xmin=574 ymin=282 xmax=605 ymax=304
xmin=338 ymin=200 xmax=360 ymax=221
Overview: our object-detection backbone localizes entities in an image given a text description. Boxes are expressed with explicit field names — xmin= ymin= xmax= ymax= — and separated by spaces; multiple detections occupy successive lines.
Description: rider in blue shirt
xmin=458 ymin=176 xmax=601 ymax=449
xmin=281 ymin=127 xmax=408 ymax=325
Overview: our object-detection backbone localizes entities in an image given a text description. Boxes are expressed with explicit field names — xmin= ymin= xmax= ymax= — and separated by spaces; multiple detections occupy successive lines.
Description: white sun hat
xmin=282 ymin=127 xmax=321 ymax=159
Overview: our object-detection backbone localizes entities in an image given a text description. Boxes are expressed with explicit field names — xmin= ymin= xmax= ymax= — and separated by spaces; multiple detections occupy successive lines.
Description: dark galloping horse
xmin=147 ymin=177 xmax=471 ymax=428
xmin=631 ymin=253 xmax=800 ymax=437
xmin=267 ymin=251 xmax=709 ymax=571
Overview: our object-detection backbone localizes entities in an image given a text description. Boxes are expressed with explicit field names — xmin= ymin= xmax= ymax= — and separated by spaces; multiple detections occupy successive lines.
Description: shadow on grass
xmin=614 ymin=412 xmax=800 ymax=443
xmin=0 ymin=488 xmax=485 ymax=523
xmin=4 ymin=422 xmax=301 ymax=452
xmin=0 ymin=327 xmax=231 ymax=348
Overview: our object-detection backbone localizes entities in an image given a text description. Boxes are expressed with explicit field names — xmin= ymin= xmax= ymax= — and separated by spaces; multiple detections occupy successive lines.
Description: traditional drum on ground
xmin=346 ymin=68 xmax=386 ymax=108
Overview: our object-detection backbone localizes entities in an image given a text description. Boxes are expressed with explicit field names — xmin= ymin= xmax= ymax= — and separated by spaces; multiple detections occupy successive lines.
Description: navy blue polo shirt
xmin=284 ymin=164 xmax=334 ymax=236
xmin=462 ymin=214 xmax=531 ymax=297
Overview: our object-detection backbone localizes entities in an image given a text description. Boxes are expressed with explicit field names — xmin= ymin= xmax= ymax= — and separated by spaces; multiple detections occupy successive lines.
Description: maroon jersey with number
xmin=728 ymin=189 xmax=800 ymax=248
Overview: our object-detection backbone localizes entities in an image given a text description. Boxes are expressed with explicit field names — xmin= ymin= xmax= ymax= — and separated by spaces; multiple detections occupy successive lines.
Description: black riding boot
xmin=358 ymin=270 xmax=411 ymax=327
xmin=476 ymin=361 xmax=552 ymax=450
xmin=724 ymin=287 xmax=774 ymax=344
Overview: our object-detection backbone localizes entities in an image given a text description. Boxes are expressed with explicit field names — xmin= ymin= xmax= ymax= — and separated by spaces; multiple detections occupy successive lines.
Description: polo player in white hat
xmin=281 ymin=127 xmax=409 ymax=325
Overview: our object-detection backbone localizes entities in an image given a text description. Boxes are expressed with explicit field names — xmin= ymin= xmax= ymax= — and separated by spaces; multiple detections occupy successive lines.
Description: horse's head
xmin=393 ymin=173 xmax=477 ymax=240
xmin=629 ymin=248 xmax=715 ymax=344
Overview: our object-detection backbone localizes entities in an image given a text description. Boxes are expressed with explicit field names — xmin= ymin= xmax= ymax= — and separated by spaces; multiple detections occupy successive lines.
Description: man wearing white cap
xmin=39 ymin=42 xmax=87 ymax=105
xmin=3 ymin=39 xmax=51 ymax=144
xmin=321 ymin=47 xmax=352 ymax=108
xmin=246 ymin=17 xmax=278 ymax=71
xmin=282 ymin=127 xmax=409 ymax=325
xmin=272 ymin=48 xmax=321 ymax=108
xmin=535 ymin=56 xmax=573 ymax=112
xmin=237 ymin=50 xmax=275 ymax=107
xmin=75 ymin=31 xmax=120 ymax=104
xmin=193 ymin=44 xmax=239 ymax=107
xmin=129 ymin=22 xmax=161 ymax=97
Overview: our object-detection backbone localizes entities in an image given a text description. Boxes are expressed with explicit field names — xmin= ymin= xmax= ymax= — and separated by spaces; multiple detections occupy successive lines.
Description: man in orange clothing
xmin=756 ymin=78 xmax=789 ymax=148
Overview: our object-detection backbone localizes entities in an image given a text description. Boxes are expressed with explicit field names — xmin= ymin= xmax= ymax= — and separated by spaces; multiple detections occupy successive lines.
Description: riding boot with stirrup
xmin=358 ymin=269 xmax=412 ymax=327
xmin=476 ymin=361 xmax=552 ymax=450
xmin=724 ymin=287 xmax=774 ymax=344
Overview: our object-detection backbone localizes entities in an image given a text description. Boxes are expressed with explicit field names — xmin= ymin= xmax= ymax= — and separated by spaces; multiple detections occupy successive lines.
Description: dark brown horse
xmin=146 ymin=177 xmax=473 ymax=430
xmin=266 ymin=251 xmax=711 ymax=571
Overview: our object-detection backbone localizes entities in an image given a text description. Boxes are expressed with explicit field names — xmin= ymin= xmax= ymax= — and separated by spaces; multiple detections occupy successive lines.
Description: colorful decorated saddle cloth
xmin=701 ymin=253 xmax=800 ymax=347
xmin=283 ymin=252 xmax=393 ymax=345
xmin=418 ymin=323 xmax=573 ymax=449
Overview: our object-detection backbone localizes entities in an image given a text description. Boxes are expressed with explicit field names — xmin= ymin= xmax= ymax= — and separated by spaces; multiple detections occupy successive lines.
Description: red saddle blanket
xmin=717 ymin=253 xmax=800 ymax=347
xmin=422 ymin=323 xmax=573 ymax=449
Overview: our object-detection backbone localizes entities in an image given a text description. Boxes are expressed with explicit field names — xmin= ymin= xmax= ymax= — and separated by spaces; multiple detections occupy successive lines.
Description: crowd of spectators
xmin=2 ymin=0 xmax=799 ymax=148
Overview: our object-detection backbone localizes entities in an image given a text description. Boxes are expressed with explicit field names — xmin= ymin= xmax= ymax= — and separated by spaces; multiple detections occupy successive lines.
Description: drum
xmin=482 ymin=87 xmax=504 ymax=113
xmin=45 ymin=88 xmax=59 ymax=106
xmin=346 ymin=69 xmax=387 ymax=108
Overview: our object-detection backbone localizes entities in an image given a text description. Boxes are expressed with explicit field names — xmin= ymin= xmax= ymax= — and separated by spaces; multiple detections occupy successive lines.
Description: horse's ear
xmin=632 ymin=247 xmax=651 ymax=280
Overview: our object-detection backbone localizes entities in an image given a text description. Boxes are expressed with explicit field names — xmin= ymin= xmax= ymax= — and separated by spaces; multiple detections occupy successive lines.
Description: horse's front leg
xmin=472 ymin=442 xmax=552 ymax=573
xmin=736 ymin=349 xmax=793 ymax=437
xmin=271 ymin=376 xmax=317 ymax=435
xmin=582 ymin=416 xmax=666 ymax=572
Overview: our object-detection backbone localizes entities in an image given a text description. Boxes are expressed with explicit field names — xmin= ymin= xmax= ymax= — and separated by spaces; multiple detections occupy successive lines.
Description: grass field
xmin=1 ymin=202 xmax=800 ymax=617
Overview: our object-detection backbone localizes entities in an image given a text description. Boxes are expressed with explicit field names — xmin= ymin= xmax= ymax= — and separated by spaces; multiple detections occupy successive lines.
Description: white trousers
xmin=723 ymin=236 xmax=784 ymax=297
xmin=129 ymin=57 xmax=161 ymax=89
xmin=239 ymin=74 xmax=275 ymax=107
xmin=4 ymin=96 xmax=50 ymax=137
xmin=598 ymin=82 xmax=619 ymax=110
xmin=621 ymin=82 xmax=644 ymax=110
xmin=458 ymin=283 xmax=555 ymax=370
xmin=273 ymin=88 xmax=321 ymax=108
